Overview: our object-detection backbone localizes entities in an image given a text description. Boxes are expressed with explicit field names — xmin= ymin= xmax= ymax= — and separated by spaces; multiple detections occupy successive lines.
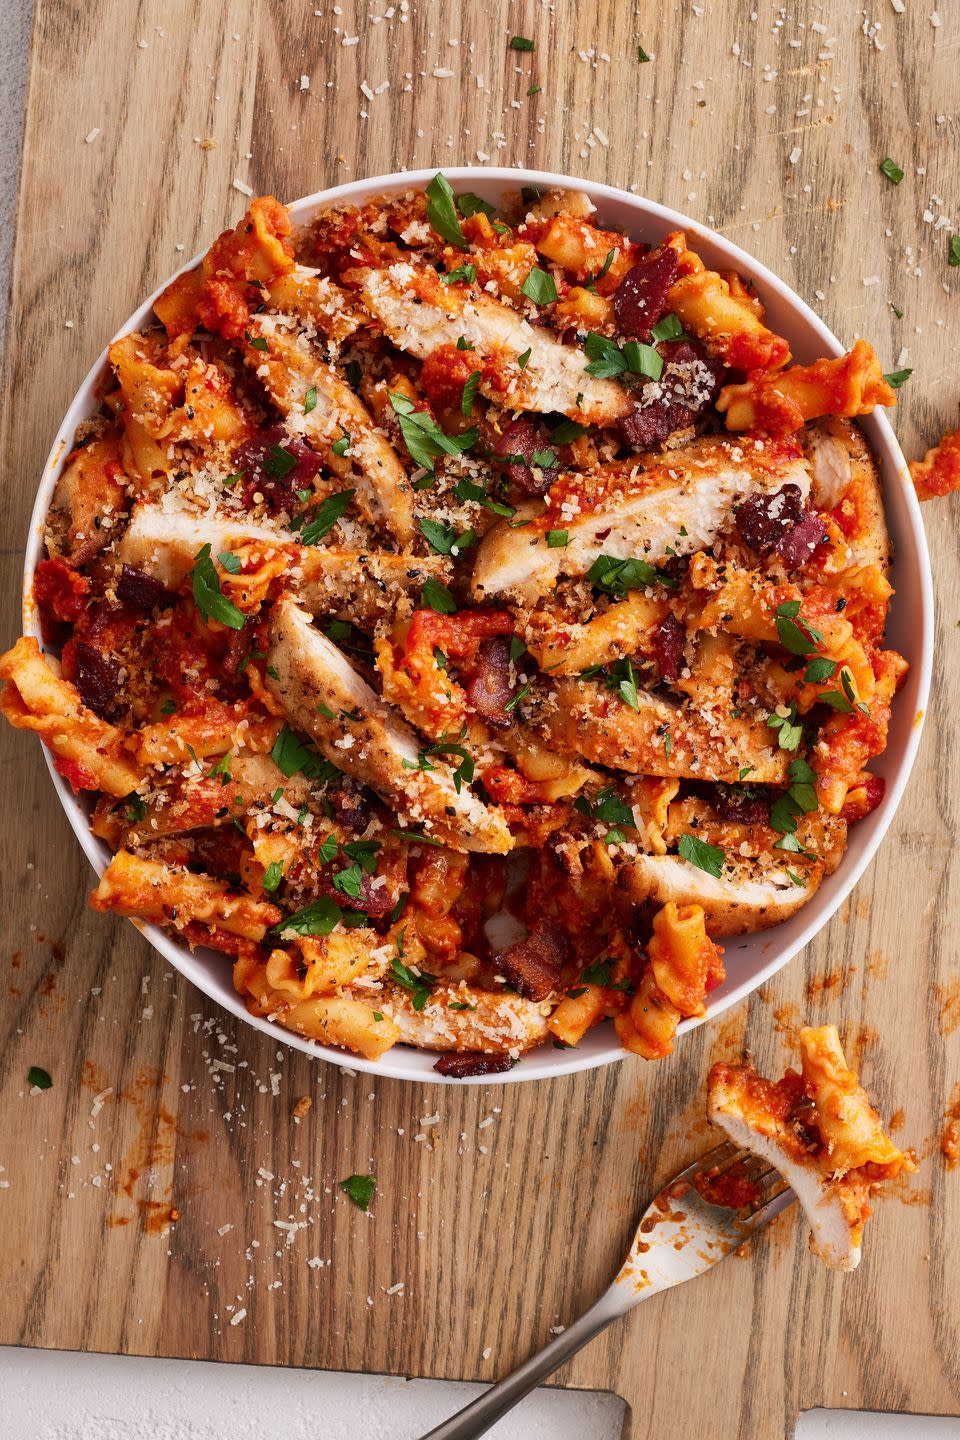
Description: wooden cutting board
xmin=2 ymin=3 xmax=958 ymax=1434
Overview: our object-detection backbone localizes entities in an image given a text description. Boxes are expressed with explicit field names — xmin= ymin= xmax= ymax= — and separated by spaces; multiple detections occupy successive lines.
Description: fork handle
xmin=417 ymin=1288 xmax=629 ymax=1440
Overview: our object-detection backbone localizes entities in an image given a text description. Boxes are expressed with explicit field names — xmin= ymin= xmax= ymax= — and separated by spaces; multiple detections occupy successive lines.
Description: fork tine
xmin=738 ymin=1181 xmax=795 ymax=1231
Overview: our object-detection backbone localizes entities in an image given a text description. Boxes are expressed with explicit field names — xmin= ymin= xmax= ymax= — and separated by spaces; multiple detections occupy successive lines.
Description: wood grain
xmin=1 ymin=3 xmax=959 ymax=1435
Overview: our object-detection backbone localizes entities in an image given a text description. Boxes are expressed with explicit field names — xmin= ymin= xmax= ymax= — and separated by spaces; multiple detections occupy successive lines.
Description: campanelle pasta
xmin=0 ymin=178 xmax=906 ymax=1074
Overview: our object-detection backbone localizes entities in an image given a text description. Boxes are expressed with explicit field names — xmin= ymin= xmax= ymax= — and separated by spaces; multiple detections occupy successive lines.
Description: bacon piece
xmin=69 ymin=641 xmax=121 ymax=720
xmin=736 ymin=482 xmax=828 ymax=569
xmin=234 ymin=425 xmax=324 ymax=513
xmin=116 ymin=564 xmax=171 ymax=611
xmin=613 ymin=246 xmax=679 ymax=339
xmin=493 ymin=417 xmax=557 ymax=498
xmin=651 ymin=611 xmax=685 ymax=681
xmin=464 ymin=635 xmax=517 ymax=730
xmin=494 ymin=917 xmax=571 ymax=1000
xmin=697 ymin=781 xmax=771 ymax=826
xmin=617 ymin=341 xmax=725 ymax=452
xmin=433 ymin=1052 xmax=516 ymax=1078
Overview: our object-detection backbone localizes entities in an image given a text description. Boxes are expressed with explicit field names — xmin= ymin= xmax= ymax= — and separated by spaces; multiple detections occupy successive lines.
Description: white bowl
xmin=22 ymin=167 xmax=933 ymax=1084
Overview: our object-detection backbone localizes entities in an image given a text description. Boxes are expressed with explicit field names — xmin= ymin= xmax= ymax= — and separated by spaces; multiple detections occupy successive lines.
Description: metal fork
xmin=418 ymin=1140 xmax=794 ymax=1440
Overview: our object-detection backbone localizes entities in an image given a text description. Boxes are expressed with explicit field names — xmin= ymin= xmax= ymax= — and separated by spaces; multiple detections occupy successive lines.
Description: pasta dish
xmin=0 ymin=176 xmax=905 ymax=1075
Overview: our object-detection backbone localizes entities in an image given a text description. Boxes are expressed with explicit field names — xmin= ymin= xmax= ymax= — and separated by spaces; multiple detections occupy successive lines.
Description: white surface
xmin=0 ymin=1346 xmax=626 ymax=1440
xmin=20 ymin=166 xmax=934 ymax=1085
xmin=797 ymin=1412 xmax=960 ymax=1438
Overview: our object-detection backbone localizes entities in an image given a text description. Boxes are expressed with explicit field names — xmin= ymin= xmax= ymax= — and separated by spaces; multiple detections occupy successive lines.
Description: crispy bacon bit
xmin=493 ymin=417 xmax=557 ymax=498
xmin=652 ymin=611 xmax=685 ymax=681
xmin=494 ymin=917 xmax=571 ymax=1001
xmin=328 ymin=777 xmax=375 ymax=835
xmin=613 ymin=246 xmax=679 ymax=339
xmin=116 ymin=565 xmax=170 ymax=611
xmin=234 ymin=425 xmax=323 ymax=513
xmin=698 ymin=782 xmax=771 ymax=826
xmin=735 ymin=482 xmax=828 ymax=569
xmin=464 ymin=635 xmax=516 ymax=730
xmin=618 ymin=341 xmax=725 ymax=452
xmin=71 ymin=641 xmax=121 ymax=720
xmin=433 ymin=1052 xmax=516 ymax=1078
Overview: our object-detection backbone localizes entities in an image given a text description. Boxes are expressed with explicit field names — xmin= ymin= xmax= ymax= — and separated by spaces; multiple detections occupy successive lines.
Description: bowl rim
xmin=21 ymin=164 xmax=934 ymax=1084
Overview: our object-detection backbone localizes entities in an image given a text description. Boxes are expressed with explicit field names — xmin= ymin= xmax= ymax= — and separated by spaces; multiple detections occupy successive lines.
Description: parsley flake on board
xmin=637 ymin=44 xmax=651 ymax=62
xmin=879 ymin=157 xmax=904 ymax=185
xmin=28 ymin=1066 xmax=53 ymax=1090
xmin=883 ymin=368 xmax=912 ymax=389
xmin=678 ymin=832 xmax=726 ymax=878
xmin=190 ymin=544 xmax=245 ymax=630
xmin=510 ymin=34 xmax=535 ymax=50
xmin=340 ymin=1173 xmax=377 ymax=1211
xmin=425 ymin=172 xmax=468 ymax=249
xmin=950 ymin=235 xmax=960 ymax=267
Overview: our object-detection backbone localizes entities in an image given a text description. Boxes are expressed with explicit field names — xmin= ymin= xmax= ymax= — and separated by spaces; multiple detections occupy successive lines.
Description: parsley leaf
xmin=521 ymin=267 xmax=558 ymax=306
xmin=262 ymin=861 xmax=283 ymax=892
xmin=883 ymin=368 xmax=912 ymax=390
xmin=426 ymin=172 xmax=468 ymax=249
xmin=546 ymin=529 xmax=569 ymax=548
xmin=950 ymin=235 xmax=960 ymax=267
xmin=331 ymin=430 xmax=351 ymax=457
xmin=650 ymin=313 xmax=686 ymax=343
xmin=678 ymin=832 xmax=726 ymax=878
xmin=586 ymin=553 xmax=677 ymax=593
xmin=190 ymin=544 xmax=245 ymax=630
xmin=28 ymin=1065 xmax=52 ymax=1090
xmin=340 ymin=1173 xmax=376 ymax=1210
xmin=390 ymin=957 xmax=438 ymax=1010
xmin=461 ymin=371 xmax=481 ymax=415
xmin=421 ymin=576 xmax=457 ymax=614
xmin=264 ymin=444 xmax=298 ymax=479
xmin=389 ymin=391 xmax=477 ymax=474
xmin=879 ymin=156 xmax=904 ymax=185
xmin=442 ymin=263 xmax=477 ymax=286
xmin=274 ymin=896 xmax=342 ymax=938
xmin=304 ymin=386 xmax=318 ymax=415
xmin=509 ymin=35 xmax=534 ymax=51
xmin=457 ymin=193 xmax=495 ymax=219
xmin=419 ymin=518 xmax=476 ymax=555
xmin=299 ymin=489 xmax=355 ymax=545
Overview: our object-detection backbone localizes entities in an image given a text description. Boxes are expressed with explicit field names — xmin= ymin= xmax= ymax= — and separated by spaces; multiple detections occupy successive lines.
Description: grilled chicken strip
xmin=351 ymin=260 xmax=630 ymax=425
xmin=118 ymin=505 xmax=449 ymax=624
xmin=804 ymin=417 xmax=890 ymax=573
xmin=472 ymin=433 xmax=811 ymax=604
xmin=264 ymin=595 xmax=513 ymax=853
xmin=245 ymin=321 xmax=415 ymax=545
xmin=533 ymin=677 xmax=789 ymax=784
xmin=622 ymin=851 xmax=820 ymax=936
xmin=376 ymin=982 xmax=551 ymax=1054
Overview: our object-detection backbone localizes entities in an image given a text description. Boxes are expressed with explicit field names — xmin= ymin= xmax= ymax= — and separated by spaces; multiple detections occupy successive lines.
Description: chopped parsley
xmin=586 ymin=553 xmax=677 ymax=594
xmin=190 ymin=544 xmax=245 ymax=630
xmin=390 ymin=957 xmax=438 ymax=1010
xmin=299 ymin=488 xmax=356 ymax=545
xmin=419 ymin=517 xmax=477 ymax=555
xmin=340 ymin=1173 xmax=376 ymax=1211
xmin=426 ymin=171 xmax=468 ymax=249
xmin=457 ymin=193 xmax=495 ymax=220
xmin=303 ymin=386 xmax=318 ymax=415
xmin=389 ymin=390 xmax=477 ymax=475
xmin=421 ymin=576 xmax=458 ymax=614
xmin=883 ymin=368 xmax=912 ymax=390
xmin=28 ymin=1065 xmax=53 ymax=1090
xmin=767 ymin=705 xmax=803 ymax=752
xmin=517 ymin=347 xmax=532 ymax=369
xmin=546 ymin=529 xmax=569 ymax=548
xmin=879 ymin=157 xmax=904 ymax=185
xmin=774 ymin=599 xmax=824 ymax=657
xmin=331 ymin=430 xmax=351 ymax=457
xmin=443 ymin=263 xmax=477 ymax=286
xmin=678 ymin=832 xmax=725 ymax=878
xmin=584 ymin=331 xmax=663 ymax=381
xmin=218 ymin=551 xmax=241 ymax=575
xmin=262 ymin=862 xmax=283 ymax=892
xmin=263 ymin=444 xmax=298 ymax=479
xmin=274 ymin=896 xmax=342 ymax=938
xmin=462 ymin=371 xmax=481 ymax=415
xmin=574 ymin=785 xmax=634 ymax=829
xmin=637 ymin=44 xmax=651 ymax=62
xmin=509 ymin=35 xmax=535 ymax=51
xmin=650 ymin=313 xmax=686 ymax=342
xmin=521 ymin=267 xmax=558 ymax=306
xmin=950 ymin=235 xmax=960 ymax=267
xmin=617 ymin=656 xmax=640 ymax=711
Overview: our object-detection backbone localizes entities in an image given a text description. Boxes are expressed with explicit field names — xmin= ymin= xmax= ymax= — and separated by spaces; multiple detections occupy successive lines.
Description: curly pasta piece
xmin=647 ymin=901 xmax=724 ymax=1018
xmin=90 ymin=849 xmax=280 ymax=940
xmin=909 ymin=424 xmax=960 ymax=501
xmin=0 ymin=637 xmax=141 ymax=796
xmin=664 ymin=230 xmax=790 ymax=372
xmin=717 ymin=341 xmax=896 ymax=433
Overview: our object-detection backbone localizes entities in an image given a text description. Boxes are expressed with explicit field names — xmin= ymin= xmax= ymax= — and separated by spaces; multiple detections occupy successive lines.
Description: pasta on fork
xmin=0 ymin=176 xmax=905 ymax=1074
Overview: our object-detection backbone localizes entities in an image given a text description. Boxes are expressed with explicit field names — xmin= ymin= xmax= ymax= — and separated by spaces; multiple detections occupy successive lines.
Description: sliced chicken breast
xmin=533 ymin=677 xmax=789 ymax=785
xmin=118 ymin=505 xmax=448 ymax=624
xmin=352 ymin=260 xmax=630 ymax=425
xmin=622 ymin=851 xmax=820 ymax=936
xmin=376 ymin=982 xmax=550 ymax=1054
xmin=708 ymin=1068 xmax=863 ymax=1271
xmin=265 ymin=595 xmax=513 ymax=854
xmin=247 ymin=321 xmax=415 ymax=545
xmin=804 ymin=416 xmax=890 ymax=573
xmin=472 ymin=433 xmax=811 ymax=604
